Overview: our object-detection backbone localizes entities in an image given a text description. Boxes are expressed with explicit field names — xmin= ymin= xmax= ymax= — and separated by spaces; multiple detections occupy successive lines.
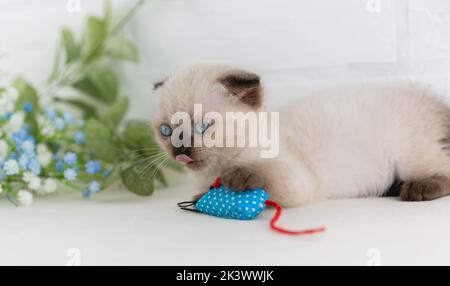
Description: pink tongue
xmin=175 ymin=154 xmax=194 ymax=163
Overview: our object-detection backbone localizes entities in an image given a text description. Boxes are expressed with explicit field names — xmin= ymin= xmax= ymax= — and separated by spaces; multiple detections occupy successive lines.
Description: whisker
xmin=150 ymin=157 xmax=169 ymax=179
xmin=132 ymin=151 xmax=168 ymax=161
xmin=134 ymin=154 xmax=166 ymax=163
xmin=138 ymin=153 xmax=167 ymax=178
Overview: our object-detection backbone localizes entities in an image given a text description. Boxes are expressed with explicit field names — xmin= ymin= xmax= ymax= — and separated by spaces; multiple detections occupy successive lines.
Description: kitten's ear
xmin=218 ymin=70 xmax=262 ymax=107
xmin=153 ymin=77 xmax=168 ymax=90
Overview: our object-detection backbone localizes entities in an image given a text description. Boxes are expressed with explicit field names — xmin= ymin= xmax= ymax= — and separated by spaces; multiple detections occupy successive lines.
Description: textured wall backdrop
xmin=0 ymin=0 xmax=450 ymax=116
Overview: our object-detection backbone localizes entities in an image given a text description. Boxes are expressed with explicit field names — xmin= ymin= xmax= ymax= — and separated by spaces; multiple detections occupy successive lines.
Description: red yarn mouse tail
xmin=212 ymin=177 xmax=325 ymax=235
xmin=265 ymin=200 xmax=326 ymax=236
xmin=212 ymin=177 xmax=222 ymax=189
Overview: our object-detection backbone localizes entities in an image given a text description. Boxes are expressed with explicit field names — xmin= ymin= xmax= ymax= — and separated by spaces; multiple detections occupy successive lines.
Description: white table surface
xmin=1 ymin=174 xmax=449 ymax=266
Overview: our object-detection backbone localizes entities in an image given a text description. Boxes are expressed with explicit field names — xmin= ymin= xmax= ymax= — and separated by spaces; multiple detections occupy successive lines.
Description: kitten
xmin=153 ymin=64 xmax=450 ymax=207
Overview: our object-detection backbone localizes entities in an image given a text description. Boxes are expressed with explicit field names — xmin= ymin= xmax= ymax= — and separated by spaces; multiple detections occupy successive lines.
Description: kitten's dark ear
xmin=218 ymin=70 xmax=262 ymax=107
xmin=153 ymin=78 xmax=167 ymax=90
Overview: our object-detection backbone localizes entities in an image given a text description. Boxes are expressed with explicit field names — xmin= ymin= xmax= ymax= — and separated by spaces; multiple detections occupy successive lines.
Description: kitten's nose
xmin=172 ymin=131 xmax=193 ymax=157
xmin=173 ymin=146 xmax=192 ymax=157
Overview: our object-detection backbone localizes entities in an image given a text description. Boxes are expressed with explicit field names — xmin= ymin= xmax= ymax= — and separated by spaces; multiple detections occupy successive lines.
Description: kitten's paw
xmin=221 ymin=167 xmax=264 ymax=191
xmin=400 ymin=179 xmax=441 ymax=201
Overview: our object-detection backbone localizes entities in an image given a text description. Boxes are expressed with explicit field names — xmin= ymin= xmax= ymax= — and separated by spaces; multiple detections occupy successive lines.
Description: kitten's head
xmin=152 ymin=65 xmax=264 ymax=171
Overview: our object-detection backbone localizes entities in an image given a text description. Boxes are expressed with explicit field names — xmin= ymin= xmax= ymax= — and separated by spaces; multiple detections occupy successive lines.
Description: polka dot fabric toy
xmin=178 ymin=178 xmax=326 ymax=236
xmin=195 ymin=186 xmax=268 ymax=220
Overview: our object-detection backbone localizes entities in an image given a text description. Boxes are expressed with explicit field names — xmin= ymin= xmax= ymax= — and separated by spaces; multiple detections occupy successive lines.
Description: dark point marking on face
xmin=219 ymin=70 xmax=263 ymax=108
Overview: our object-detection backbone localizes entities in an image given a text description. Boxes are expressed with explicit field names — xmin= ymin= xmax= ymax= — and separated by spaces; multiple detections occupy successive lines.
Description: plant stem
xmin=111 ymin=0 xmax=145 ymax=34
xmin=45 ymin=0 xmax=145 ymax=93
xmin=60 ymin=181 xmax=85 ymax=192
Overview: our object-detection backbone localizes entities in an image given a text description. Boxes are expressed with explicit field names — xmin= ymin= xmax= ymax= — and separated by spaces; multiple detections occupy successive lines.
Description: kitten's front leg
xmin=221 ymin=166 xmax=266 ymax=191
xmin=192 ymin=168 xmax=264 ymax=201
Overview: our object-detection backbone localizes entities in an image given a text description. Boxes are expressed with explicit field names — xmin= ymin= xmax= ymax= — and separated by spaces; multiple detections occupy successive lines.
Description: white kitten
xmin=153 ymin=65 xmax=450 ymax=207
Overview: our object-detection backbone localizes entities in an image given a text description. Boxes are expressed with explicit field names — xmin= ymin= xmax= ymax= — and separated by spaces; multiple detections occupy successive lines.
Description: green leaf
xmin=84 ymin=119 xmax=117 ymax=162
xmin=12 ymin=78 xmax=40 ymax=136
xmin=72 ymin=67 xmax=118 ymax=104
xmin=120 ymin=164 xmax=154 ymax=196
xmin=122 ymin=120 xmax=156 ymax=150
xmin=100 ymin=97 xmax=128 ymax=127
xmin=121 ymin=120 xmax=184 ymax=173
xmin=61 ymin=28 xmax=79 ymax=62
xmin=48 ymin=39 xmax=63 ymax=83
xmin=104 ymin=35 xmax=138 ymax=62
xmin=25 ymin=114 xmax=39 ymax=137
xmin=81 ymin=16 xmax=107 ymax=60
xmin=154 ymin=170 xmax=168 ymax=187
xmin=53 ymin=97 xmax=98 ymax=118
xmin=12 ymin=77 xmax=39 ymax=113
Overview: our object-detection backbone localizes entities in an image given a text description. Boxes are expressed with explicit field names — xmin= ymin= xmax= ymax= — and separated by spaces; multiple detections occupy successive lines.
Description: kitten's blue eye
xmin=160 ymin=124 xmax=172 ymax=137
xmin=194 ymin=122 xmax=209 ymax=134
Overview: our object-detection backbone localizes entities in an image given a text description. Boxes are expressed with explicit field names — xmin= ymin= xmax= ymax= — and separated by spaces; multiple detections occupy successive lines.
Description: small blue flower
xmin=8 ymin=152 xmax=18 ymax=160
xmin=75 ymin=131 xmax=85 ymax=144
xmin=55 ymin=160 xmax=65 ymax=172
xmin=18 ymin=154 xmax=30 ymax=169
xmin=63 ymin=112 xmax=75 ymax=125
xmin=54 ymin=118 xmax=65 ymax=130
xmin=64 ymin=168 xmax=77 ymax=181
xmin=11 ymin=130 xmax=28 ymax=145
xmin=45 ymin=107 xmax=57 ymax=120
xmin=64 ymin=152 xmax=77 ymax=165
xmin=28 ymin=159 xmax=41 ymax=175
xmin=86 ymin=161 xmax=101 ymax=174
xmin=83 ymin=181 xmax=101 ymax=198
xmin=23 ymin=102 xmax=33 ymax=113
xmin=20 ymin=140 xmax=35 ymax=155
xmin=0 ymin=170 xmax=5 ymax=182
xmin=2 ymin=112 xmax=12 ymax=120
xmin=89 ymin=181 xmax=101 ymax=192
xmin=4 ymin=159 xmax=19 ymax=175
xmin=0 ymin=157 xmax=5 ymax=168
xmin=103 ymin=170 xmax=112 ymax=178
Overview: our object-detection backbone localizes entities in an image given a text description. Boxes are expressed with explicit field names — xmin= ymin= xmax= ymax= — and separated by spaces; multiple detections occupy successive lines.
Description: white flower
xmin=28 ymin=176 xmax=41 ymax=191
xmin=4 ymin=159 xmax=19 ymax=175
xmin=4 ymin=111 xmax=25 ymax=134
xmin=41 ymin=125 xmax=55 ymax=137
xmin=22 ymin=172 xmax=34 ymax=183
xmin=21 ymin=140 xmax=34 ymax=154
xmin=17 ymin=190 xmax=33 ymax=206
xmin=0 ymin=139 xmax=9 ymax=158
xmin=0 ymin=185 xmax=3 ymax=194
xmin=43 ymin=178 xmax=57 ymax=194
xmin=22 ymin=172 xmax=41 ymax=191
xmin=38 ymin=116 xmax=55 ymax=137
xmin=37 ymin=144 xmax=52 ymax=167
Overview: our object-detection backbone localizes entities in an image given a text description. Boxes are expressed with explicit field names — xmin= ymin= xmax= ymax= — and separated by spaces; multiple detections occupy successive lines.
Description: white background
xmin=1 ymin=0 xmax=450 ymax=266
xmin=1 ymin=0 xmax=450 ymax=114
